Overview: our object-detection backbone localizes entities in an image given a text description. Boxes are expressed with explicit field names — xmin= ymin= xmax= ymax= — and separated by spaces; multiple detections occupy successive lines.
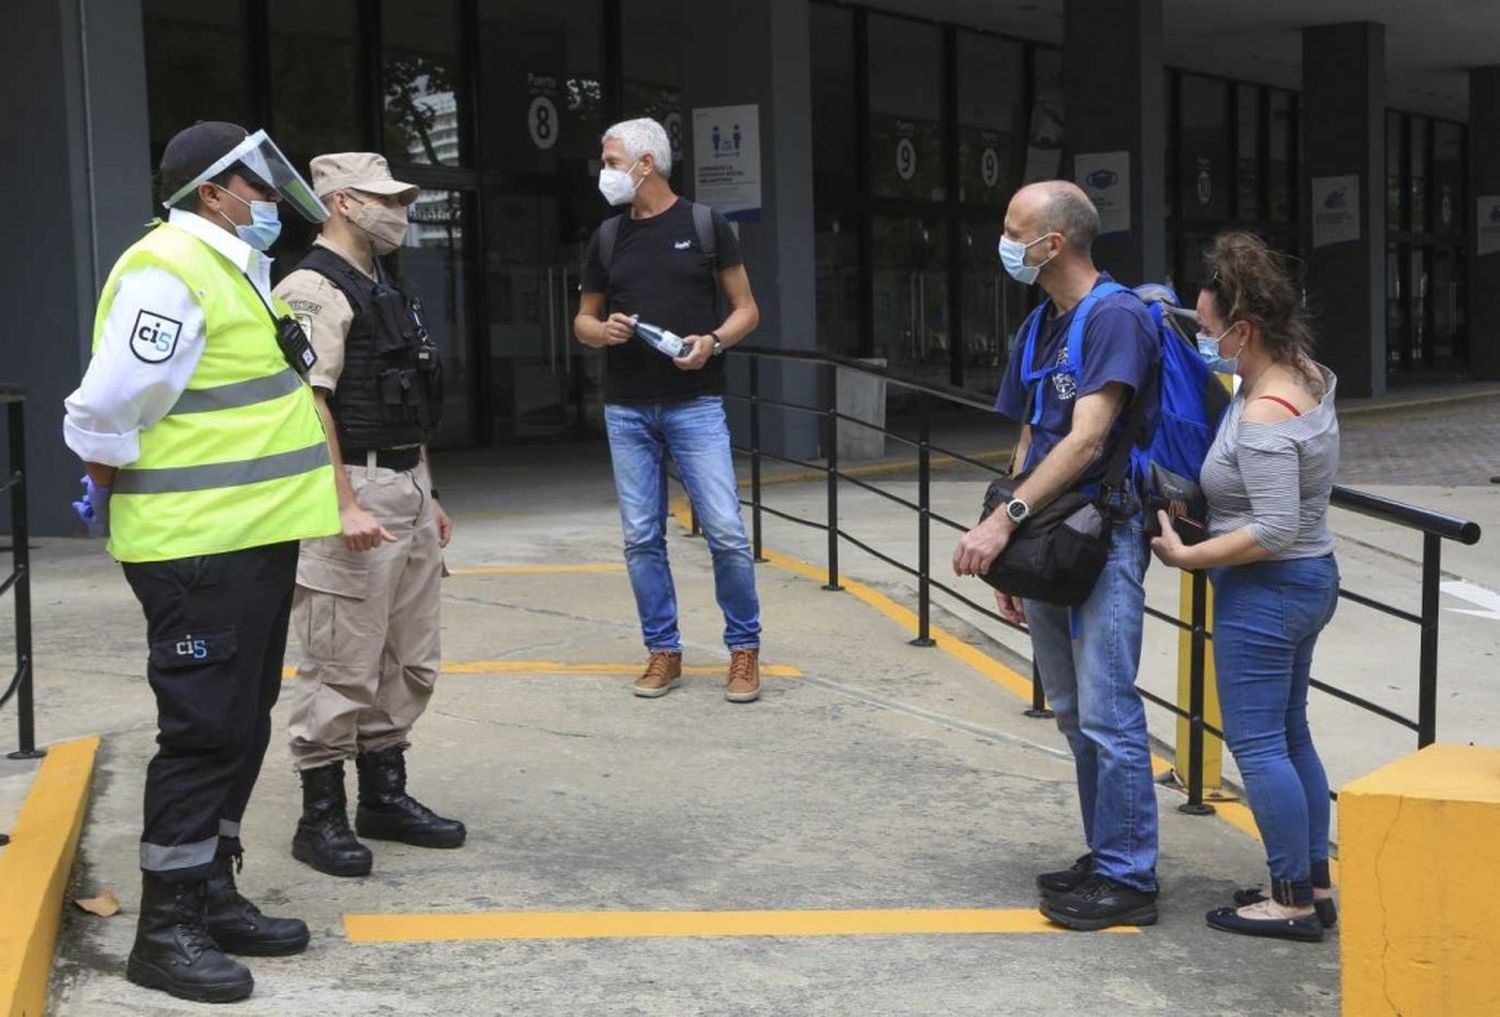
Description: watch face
xmin=1007 ymin=500 xmax=1027 ymax=522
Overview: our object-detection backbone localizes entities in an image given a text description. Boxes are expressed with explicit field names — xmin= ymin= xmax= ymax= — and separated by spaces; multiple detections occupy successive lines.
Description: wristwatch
xmin=710 ymin=332 xmax=725 ymax=356
xmin=1004 ymin=497 xmax=1031 ymax=526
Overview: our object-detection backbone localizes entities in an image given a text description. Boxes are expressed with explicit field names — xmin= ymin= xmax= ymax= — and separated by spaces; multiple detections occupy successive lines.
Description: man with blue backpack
xmin=953 ymin=180 xmax=1163 ymax=930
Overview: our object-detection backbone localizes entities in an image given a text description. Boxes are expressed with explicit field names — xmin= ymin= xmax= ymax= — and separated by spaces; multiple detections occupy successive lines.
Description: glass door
xmin=477 ymin=0 xmax=606 ymax=438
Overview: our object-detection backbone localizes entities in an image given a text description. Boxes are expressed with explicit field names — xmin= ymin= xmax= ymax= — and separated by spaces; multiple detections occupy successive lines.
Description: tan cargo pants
xmin=288 ymin=457 xmax=442 ymax=769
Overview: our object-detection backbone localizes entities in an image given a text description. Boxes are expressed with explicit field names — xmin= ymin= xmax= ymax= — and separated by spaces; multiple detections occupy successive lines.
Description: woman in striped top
xmin=1151 ymin=231 xmax=1340 ymax=944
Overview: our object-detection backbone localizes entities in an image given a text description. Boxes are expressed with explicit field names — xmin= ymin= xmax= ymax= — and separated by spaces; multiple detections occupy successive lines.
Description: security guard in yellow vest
xmin=62 ymin=122 xmax=339 ymax=1004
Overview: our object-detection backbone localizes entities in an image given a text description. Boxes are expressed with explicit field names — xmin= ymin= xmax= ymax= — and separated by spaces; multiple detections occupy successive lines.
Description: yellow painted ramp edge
xmin=0 ymin=737 xmax=101 ymax=1017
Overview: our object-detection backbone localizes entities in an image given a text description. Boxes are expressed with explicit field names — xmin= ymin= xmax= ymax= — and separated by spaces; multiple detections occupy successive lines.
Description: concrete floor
xmin=18 ymin=444 xmax=1348 ymax=1015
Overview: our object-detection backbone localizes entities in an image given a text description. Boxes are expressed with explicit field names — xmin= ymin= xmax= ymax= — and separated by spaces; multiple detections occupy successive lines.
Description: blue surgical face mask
xmin=997 ymin=232 xmax=1058 ymax=286
xmin=216 ymin=187 xmax=282 ymax=251
xmin=1196 ymin=322 xmax=1242 ymax=375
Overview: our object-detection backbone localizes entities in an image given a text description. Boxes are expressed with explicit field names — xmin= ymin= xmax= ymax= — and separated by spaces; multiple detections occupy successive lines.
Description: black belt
xmin=345 ymin=446 xmax=421 ymax=472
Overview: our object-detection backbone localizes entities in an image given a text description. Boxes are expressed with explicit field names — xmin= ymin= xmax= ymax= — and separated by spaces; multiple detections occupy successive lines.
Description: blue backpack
xmin=1009 ymin=280 xmax=1229 ymax=538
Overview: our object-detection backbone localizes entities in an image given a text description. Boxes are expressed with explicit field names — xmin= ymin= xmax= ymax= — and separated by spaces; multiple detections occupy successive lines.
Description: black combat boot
xmin=291 ymin=761 xmax=374 ymax=877
xmin=354 ymin=746 xmax=466 ymax=848
xmin=203 ymin=853 xmax=310 ymax=956
xmin=126 ymin=872 xmax=254 ymax=1003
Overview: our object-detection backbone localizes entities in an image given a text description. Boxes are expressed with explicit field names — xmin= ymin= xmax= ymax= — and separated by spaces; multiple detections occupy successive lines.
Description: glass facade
xmin=1386 ymin=110 xmax=1467 ymax=373
xmin=811 ymin=4 xmax=1043 ymax=394
xmin=138 ymin=0 xmax=1479 ymax=452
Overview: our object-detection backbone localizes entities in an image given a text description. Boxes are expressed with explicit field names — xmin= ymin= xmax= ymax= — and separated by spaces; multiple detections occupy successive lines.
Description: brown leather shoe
xmin=725 ymin=649 xmax=761 ymax=703
xmin=633 ymin=651 xmax=683 ymax=698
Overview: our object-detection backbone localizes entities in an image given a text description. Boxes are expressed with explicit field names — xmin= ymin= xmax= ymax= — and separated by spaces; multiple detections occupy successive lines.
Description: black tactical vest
xmin=294 ymin=246 xmax=443 ymax=453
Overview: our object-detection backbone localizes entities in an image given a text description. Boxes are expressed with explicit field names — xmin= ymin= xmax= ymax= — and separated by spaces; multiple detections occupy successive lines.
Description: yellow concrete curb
xmin=0 ymin=737 xmax=101 ymax=1017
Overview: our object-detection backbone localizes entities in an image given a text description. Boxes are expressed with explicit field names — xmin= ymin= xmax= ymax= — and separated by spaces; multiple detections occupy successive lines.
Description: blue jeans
xmin=1025 ymin=518 xmax=1159 ymax=892
xmin=604 ymin=397 xmax=761 ymax=653
xmin=1210 ymin=555 xmax=1339 ymax=906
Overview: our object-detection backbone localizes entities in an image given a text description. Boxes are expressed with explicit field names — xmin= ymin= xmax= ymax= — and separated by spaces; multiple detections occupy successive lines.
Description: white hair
xmin=601 ymin=118 xmax=672 ymax=177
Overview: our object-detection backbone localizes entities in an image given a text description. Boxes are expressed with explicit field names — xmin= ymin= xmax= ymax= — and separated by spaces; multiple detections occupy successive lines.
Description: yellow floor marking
xmin=0 ymin=737 xmax=101 ymax=1017
xmin=344 ymin=907 xmax=1139 ymax=943
xmin=665 ymin=496 xmax=1337 ymax=878
xmin=449 ymin=564 xmax=627 ymax=575
xmin=283 ymin=660 xmax=802 ymax=680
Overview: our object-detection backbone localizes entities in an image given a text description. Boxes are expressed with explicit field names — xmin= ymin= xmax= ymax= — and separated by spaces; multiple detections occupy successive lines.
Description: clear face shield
xmin=164 ymin=129 xmax=328 ymax=223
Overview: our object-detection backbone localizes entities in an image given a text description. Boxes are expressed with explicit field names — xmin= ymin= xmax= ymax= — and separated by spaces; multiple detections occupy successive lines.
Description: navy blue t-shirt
xmin=995 ymin=274 xmax=1159 ymax=486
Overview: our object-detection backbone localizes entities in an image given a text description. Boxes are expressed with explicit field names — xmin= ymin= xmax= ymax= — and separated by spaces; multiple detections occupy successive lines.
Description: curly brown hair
xmin=1202 ymin=230 xmax=1318 ymax=381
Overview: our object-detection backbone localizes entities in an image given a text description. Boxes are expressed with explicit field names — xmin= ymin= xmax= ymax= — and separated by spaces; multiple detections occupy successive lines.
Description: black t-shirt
xmin=580 ymin=198 xmax=743 ymax=404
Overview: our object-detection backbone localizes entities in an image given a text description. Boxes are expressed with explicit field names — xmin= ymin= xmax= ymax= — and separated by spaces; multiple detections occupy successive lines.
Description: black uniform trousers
xmin=122 ymin=540 xmax=298 ymax=883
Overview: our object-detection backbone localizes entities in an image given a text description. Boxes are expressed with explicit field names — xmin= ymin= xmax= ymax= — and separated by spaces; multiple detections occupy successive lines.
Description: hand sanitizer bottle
xmin=633 ymin=319 xmax=687 ymax=358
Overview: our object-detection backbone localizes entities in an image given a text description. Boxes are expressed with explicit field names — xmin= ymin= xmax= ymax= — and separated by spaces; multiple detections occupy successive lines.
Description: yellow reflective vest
xmin=96 ymin=222 xmax=339 ymax=562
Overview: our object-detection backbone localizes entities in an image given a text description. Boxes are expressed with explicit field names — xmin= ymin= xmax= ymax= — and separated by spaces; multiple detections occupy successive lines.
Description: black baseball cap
xmin=158 ymin=121 xmax=272 ymax=203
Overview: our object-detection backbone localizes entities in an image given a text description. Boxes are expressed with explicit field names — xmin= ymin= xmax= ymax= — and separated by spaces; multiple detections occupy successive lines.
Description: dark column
xmin=1 ymin=0 xmax=151 ymax=535
xmin=680 ymin=0 xmax=817 ymax=460
xmin=1467 ymin=67 xmax=1500 ymax=381
xmin=1301 ymin=22 xmax=1386 ymax=398
xmin=1063 ymin=0 xmax=1166 ymax=284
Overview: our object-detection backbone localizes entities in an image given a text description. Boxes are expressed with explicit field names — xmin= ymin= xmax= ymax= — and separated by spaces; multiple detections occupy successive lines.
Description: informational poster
xmin=1476 ymin=196 xmax=1500 ymax=256
xmin=692 ymin=104 xmax=762 ymax=221
xmin=1022 ymin=62 xmax=1064 ymax=184
xmin=1311 ymin=175 xmax=1361 ymax=248
xmin=1074 ymin=151 xmax=1131 ymax=236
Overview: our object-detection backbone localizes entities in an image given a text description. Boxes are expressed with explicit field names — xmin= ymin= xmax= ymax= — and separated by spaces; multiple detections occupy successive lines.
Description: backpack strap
xmin=1014 ymin=278 xmax=1128 ymax=429
xmin=597 ymin=213 xmax=625 ymax=274
xmin=1010 ymin=302 xmax=1051 ymax=425
xmin=1063 ymin=280 xmax=1127 ymax=382
xmin=691 ymin=202 xmax=718 ymax=269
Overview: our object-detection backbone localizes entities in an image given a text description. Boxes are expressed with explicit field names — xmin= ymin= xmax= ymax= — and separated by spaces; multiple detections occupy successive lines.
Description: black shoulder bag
xmin=976 ymin=378 xmax=1150 ymax=607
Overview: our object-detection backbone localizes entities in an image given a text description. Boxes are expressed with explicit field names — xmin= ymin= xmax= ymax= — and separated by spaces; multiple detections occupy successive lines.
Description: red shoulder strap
xmin=1254 ymin=395 xmax=1302 ymax=417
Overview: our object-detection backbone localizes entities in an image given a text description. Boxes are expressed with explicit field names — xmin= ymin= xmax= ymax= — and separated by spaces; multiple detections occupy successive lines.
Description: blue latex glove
xmin=71 ymin=475 xmax=111 ymax=537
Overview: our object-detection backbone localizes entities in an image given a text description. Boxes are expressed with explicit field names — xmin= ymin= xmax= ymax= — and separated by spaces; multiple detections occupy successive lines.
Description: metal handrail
xmin=0 ymin=386 xmax=39 ymax=763
xmin=720 ymin=351 xmax=1483 ymax=813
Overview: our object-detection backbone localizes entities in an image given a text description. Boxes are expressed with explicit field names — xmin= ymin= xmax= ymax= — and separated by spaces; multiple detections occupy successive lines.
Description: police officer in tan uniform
xmin=273 ymin=153 xmax=464 ymax=877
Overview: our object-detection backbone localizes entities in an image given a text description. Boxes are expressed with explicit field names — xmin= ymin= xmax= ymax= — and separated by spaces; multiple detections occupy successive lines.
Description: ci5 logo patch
xmin=131 ymin=309 xmax=185 ymax=363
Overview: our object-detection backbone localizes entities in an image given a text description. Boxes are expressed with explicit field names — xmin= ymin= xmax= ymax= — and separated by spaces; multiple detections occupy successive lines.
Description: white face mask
xmin=997 ymin=232 xmax=1058 ymax=286
xmin=1196 ymin=322 xmax=1243 ymax=375
xmin=598 ymin=161 xmax=641 ymax=206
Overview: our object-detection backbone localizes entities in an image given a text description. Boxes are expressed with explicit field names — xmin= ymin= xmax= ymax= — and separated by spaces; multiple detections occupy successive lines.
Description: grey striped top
xmin=1199 ymin=366 xmax=1339 ymax=559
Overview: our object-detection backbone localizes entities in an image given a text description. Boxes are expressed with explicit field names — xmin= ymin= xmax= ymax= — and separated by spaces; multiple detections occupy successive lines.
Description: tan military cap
xmin=309 ymin=152 xmax=420 ymax=205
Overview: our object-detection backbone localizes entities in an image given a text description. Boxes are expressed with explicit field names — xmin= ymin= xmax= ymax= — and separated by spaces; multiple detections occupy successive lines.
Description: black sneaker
xmin=1232 ymin=886 xmax=1337 ymax=928
xmin=1037 ymin=853 xmax=1094 ymax=898
xmin=1040 ymin=874 xmax=1158 ymax=930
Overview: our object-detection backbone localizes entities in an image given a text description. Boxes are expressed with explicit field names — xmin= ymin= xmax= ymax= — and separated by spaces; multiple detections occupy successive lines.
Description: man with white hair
xmin=574 ymin=117 xmax=764 ymax=703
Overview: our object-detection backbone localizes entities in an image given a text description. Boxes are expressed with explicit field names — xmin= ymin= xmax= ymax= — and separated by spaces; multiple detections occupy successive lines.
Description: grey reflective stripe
xmin=219 ymin=819 xmax=241 ymax=838
xmin=168 ymin=368 xmax=302 ymax=416
xmin=115 ymin=441 xmax=330 ymax=495
xmin=140 ymin=834 xmax=219 ymax=873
